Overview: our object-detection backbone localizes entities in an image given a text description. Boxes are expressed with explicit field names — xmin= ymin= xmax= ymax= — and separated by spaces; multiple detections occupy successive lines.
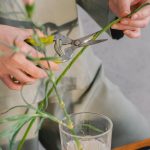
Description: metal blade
xmin=81 ymin=39 xmax=108 ymax=46
xmin=75 ymin=31 xmax=100 ymax=43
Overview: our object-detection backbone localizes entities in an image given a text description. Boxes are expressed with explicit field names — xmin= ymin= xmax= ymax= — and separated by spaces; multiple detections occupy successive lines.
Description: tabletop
xmin=113 ymin=138 xmax=150 ymax=150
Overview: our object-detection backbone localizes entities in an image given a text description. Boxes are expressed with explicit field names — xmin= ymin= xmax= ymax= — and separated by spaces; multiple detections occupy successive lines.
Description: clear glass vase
xmin=59 ymin=112 xmax=113 ymax=150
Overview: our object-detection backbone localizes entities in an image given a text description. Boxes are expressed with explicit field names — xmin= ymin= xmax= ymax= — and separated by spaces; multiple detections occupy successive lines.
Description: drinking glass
xmin=59 ymin=112 xmax=113 ymax=150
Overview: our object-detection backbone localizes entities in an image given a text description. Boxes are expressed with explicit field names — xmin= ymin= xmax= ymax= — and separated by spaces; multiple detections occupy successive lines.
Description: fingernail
xmin=132 ymin=14 xmax=138 ymax=20
xmin=121 ymin=20 xmax=128 ymax=25
xmin=49 ymin=62 xmax=59 ymax=71
xmin=124 ymin=30 xmax=130 ymax=35
xmin=124 ymin=31 xmax=128 ymax=34
xmin=123 ymin=10 xmax=130 ymax=16
xmin=125 ymin=10 xmax=130 ymax=14
xmin=111 ymin=24 xmax=118 ymax=29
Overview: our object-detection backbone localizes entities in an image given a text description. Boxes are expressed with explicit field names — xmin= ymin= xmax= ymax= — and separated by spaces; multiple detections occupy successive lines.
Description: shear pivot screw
xmin=74 ymin=40 xmax=81 ymax=46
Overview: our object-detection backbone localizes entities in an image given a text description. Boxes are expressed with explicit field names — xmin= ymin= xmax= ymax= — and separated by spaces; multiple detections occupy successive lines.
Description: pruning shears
xmin=25 ymin=31 xmax=107 ymax=63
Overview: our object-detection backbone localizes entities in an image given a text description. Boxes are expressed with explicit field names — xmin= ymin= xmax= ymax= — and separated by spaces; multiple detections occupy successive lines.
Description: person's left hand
xmin=110 ymin=0 xmax=150 ymax=38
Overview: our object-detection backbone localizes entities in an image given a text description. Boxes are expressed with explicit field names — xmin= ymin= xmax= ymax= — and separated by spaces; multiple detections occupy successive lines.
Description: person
xmin=0 ymin=0 xmax=150 ymax=149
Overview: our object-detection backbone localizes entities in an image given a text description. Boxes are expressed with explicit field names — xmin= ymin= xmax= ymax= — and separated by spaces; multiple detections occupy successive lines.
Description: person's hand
xmin=0 ymin=25 xmax=58 ymax=90
xmin=109 ymin=0 xmax=150 ymax=38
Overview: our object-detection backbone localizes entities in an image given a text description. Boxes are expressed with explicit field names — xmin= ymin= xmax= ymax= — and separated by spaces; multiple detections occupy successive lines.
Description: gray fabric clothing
xmin=1 ymin=138 xmax=39 ymax=150
xmin=0 ymin=81 xmax=41 ymax=146
xmin=74 ymin=65 xmax=150 ymax=148
xmin=0 ymin=0 xmax=150 ymax=150
xmin=77 ymin=0 xmax=110 ymax=30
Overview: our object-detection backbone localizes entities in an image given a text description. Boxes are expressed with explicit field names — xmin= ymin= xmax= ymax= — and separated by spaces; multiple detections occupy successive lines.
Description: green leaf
xmin=26 ymin=55 xmax=61 ymax=62
xmin=9 ymin=117 xmax=34 ymax=150
xmin=17 ymin=118 xmax=36 ymax=150
xmin=82 ymin=124 xmax=103 ymax=134
xmin=0 ymin=115 xmax=31 ymax=124
xmin=0 ymin=129 xmax=13 ymax=139
xmin=42 ymin=79 xmax=51 ymax=110
xmin=0 ymin=105 xmax=35 ymax=115
xmin=35 ymin=118 xmax=45 ymax=134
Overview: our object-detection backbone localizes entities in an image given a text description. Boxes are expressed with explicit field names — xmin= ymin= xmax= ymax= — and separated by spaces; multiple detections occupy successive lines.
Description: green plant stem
xmin=17 ymin=110 xmax=66 ymax=150
xmin=10 ymin=117 xmax=34 ymax=150
xmin=26 ymin=55 xmax=61 ymax=62
xmin=47 ymin=71 xmax=83 ymax=149
xmin=17 ymin=3 xmax=150 ymax=150
xmin=17 ymin=118 xmax=35 ymax=150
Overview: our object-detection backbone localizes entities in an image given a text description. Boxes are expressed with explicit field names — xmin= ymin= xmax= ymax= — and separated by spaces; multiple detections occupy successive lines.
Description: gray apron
xmin=0 ymin=0 xmax=150 ymax=150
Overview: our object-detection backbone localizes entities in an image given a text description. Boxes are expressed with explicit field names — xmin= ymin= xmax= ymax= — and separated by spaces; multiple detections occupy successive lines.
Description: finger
xmin=118 ymin=0 xmax=131 ymax=17
xmin=111 ymin=23 xmax=137 ymax=30
xmin=121 ymin=17 xmax=150 ymax=28
xmin=9 ymin=44 xmax=47 ymax=79
xmin=15 ymin=28 xmax=45 ymax=44
xmin=32 ymin=51 xmax=59 ymax=71
xmin=132 ymin=4 xmax=150 ymax=20
xmin=124 ymin=28 xmax=141 ymax=38
xmin=15 ymin=29 xmax=34 ymax=42
xmin=34 ymin=29 xmax=45 ymax=37
xmin=0 ymin=75 xmax=23 ymax=90
xmin=109 ymin=1 xmax=119 ymax=16
xmin=9 ymin=69 xmax=36 ymax=84
xmin=15 ymin=41 xmax=33 ymax=54
xmin=19 ymin=56 xmax=47 ymax=79
xmin=131 ymin=0 xmax=142 ymax=5
xmin=16 ymin=39 xmax=59 ymax=72
xmin=24 ymin=28 xmax=45 ymax=37
xmin=15 ymin=42 xmax=57 ymax=77
xmin=48 ymin=61 xmax=59 ymax=71
xmin=23 ymin=43 xmax=59 ymax=71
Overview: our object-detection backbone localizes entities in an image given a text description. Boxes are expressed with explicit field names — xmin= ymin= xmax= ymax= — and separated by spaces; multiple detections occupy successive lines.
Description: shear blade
xmin=82 ymin=39 xmax=108 ymax=46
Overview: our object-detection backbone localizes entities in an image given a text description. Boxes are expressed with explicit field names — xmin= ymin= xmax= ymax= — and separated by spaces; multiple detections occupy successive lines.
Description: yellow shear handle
xmin=25 ymin=35 xmax=55 ymax=47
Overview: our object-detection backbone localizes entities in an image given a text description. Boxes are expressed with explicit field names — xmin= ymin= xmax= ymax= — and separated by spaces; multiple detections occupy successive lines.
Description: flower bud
xmin=23 ymin=0 xmax=35 ymax=18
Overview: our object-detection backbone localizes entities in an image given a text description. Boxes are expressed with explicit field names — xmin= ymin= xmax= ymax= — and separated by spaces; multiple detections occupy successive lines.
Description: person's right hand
xmin=109 ymin=0 xmax=150 ymax=38
xmin=0 ymin=25 xmax=58 ymax=90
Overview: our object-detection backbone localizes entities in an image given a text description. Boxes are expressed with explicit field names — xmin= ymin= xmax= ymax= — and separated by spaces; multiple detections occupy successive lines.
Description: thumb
xmin=118 ymin=0 xmax=132 ymax=17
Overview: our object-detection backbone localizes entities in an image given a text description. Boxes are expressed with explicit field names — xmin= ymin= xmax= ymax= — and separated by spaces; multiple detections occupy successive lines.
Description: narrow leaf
xmin=82 ymin=124 xmax=103 ymax=133
xmin=9 ymin=117 xmax=34 ymax=150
